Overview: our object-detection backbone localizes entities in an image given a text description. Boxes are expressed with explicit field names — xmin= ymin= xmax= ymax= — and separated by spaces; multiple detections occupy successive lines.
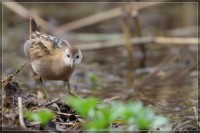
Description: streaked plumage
xmin=24 ymin=18 xmax=82 ymax=97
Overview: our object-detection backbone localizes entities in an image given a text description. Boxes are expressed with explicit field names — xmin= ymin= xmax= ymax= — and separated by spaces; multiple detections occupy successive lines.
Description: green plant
xmin=87 ymin=73 xmax=99 ymax=89
xmin=67 ymin=96 xmax=168 ymax=131
xmin=24 ymin=109 xmax=54 ymax=126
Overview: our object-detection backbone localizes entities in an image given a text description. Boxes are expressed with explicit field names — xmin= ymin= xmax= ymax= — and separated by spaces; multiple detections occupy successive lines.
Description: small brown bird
xmin=24 ymin=18 xmax=82 ymax=99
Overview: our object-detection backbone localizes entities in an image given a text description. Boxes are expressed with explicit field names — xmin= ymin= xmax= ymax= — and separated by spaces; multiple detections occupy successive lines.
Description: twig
xmin=121 ymin=4 xmax=134 ymax=87
xmin=121 ymin=5 xmax=134 ymax=54
xmin=154 ymin=37 xmax=198 ymax=45
xmin=77 ymin=36 xmax=152 ymax=51
xmin=56 ymin=122 xmax=75 ymax=126
xmin=55 ymin=112 xmax=80 ymax=118
xmin=45 ymin=98 xmax=60 ymax=106
xmin=193 ymin=106 xmax=198 ymax=121
xmin=76 ymin=36 xmax=198 ymax=51
xmin=3 ymin=1 xmax=74 ymax=41
xmin=29 ymin=121 xmax=41 ymax=126
xmin=3 ymin=1 xmax=56 ymax=33
xmin=3 ymin=1 xmax=29 ymax=18
xmin=55 ymin=7 xmax=121 ymax=34
xmin=55 ymin=2 xmax=164 ymax=33
xmin=18 ymin=97 xmax=27 ymax=129
xmin=103 ymin=96 xmax=120 ymax=103
xmin=132 ymin=3 xmax=146 ymax=68
xmin=3 ymin=61 xmax=27 ymax=86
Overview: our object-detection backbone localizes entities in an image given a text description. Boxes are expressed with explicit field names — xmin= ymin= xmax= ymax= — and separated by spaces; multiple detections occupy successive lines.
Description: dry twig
xmin=193 ymin=106 xmax=198 ymax=121
xmin=103 ymin=96 xmax=120 ymax=103
xmin=121 ymin=4 xmax=134 ymax=87
xmin=76 ymin=36 xmax=198 ymax=51
xmin=55 ymin=112 xmax=81 ymax=118
xmin=56 ymin=122 xmax=75 ymax=126
xmin=2 ymin=62 xmax=27 ymax=86
xmin=45 ymin=98 xmax=60 ymax=106
xmin=55 ymin=2 xmax=164 ymax=33
xmin=132 ymin=3 xmax=146 ymax=68
xmin=3 ymin=1 xmax=56 ymax=33
xmin=18 ymin=97 xmax=27 ymax=129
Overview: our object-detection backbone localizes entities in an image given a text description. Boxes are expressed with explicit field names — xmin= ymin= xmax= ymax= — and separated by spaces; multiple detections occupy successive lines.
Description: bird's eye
xmin=76 ymin=55 xmax=79 ymax=59
xmin=67 ymin=54 xmax=70 ymax=58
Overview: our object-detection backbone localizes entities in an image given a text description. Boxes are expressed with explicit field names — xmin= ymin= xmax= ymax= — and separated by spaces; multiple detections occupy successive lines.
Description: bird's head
xmin=64 ymin=47 xmax=82 ymax=68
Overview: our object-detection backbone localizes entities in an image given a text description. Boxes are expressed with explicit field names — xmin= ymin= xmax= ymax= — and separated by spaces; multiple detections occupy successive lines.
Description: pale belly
xmin=31 ymin=59 xmax=74 ymax=81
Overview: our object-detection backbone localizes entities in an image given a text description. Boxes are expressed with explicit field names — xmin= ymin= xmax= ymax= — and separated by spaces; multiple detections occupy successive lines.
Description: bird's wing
xmin=24 ymin=17 xmax=71 ymax=60
xmin=31 ymin=31 xmax=71 ymax=50
xmin=24 ymin=39 xmax=51 ymax=60
xmin=30 ymin=18 xmax=71 ymax=50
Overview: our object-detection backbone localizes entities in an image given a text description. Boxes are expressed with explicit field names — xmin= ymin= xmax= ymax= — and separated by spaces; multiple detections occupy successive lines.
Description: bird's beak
xmin=70 ymin=59 xmax=74 ymax=68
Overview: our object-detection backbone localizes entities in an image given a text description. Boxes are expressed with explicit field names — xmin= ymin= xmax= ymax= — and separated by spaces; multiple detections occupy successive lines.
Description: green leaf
xmin=66 ymin=97 xmax=168 ymax=131
xmin=67 ymin=96 xmax=99 ymax=117
xmin=110 ymin=101 xmax=126 ymax=121
xmin=85 ymin=118 xmax=108 ymax=130
xmin=136 ymin=117 xmax=151 ymax=130
xmin=24 ymin=109 xmax=54 ymax=125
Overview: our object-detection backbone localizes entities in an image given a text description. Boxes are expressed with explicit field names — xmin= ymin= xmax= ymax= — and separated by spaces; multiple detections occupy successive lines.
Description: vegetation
xmin=67 ymin=96 xmax=168 ymax=131
xmin=2 ymin=1 xmax=198 ymax=132
xmin=25 ymin=109 xmax=54 ymax=126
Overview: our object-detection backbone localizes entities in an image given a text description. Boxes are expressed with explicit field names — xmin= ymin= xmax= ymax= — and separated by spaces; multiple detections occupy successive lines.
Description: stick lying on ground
xmin=18 ymin=97 xmax=27 ymax=129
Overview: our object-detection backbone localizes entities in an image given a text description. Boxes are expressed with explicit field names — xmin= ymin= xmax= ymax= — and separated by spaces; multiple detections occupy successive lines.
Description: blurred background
xmin=1 ymin=1 xmax=198 ymax=129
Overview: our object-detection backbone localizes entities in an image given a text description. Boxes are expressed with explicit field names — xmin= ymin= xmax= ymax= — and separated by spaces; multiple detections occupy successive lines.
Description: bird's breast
xmin=31 ymin=58 xmax=74 ymax=81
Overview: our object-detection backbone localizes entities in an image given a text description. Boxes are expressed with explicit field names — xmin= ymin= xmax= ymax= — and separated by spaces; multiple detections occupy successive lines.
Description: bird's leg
xmin=39 ymin=77 xmax=51 ymax=101
xmin=67 ymin=82 xmax=78 ymax=97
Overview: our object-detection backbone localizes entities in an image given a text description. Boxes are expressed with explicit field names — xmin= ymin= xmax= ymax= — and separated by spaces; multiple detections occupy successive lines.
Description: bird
xmin=24 ymin=17 xmax=82 ymax=99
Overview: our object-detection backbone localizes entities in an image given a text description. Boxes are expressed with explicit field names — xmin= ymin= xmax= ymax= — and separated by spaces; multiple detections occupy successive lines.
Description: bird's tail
xmin=30 ymin=16 xmax=39 ymax=33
